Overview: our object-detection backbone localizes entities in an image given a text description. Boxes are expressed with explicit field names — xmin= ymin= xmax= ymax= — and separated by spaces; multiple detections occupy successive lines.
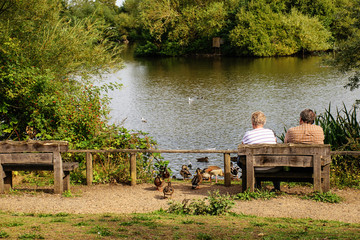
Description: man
xmin=285 ymin=109 xmax=324 ymax=144
xmin=239 ymin=111 xmax=281 ymax=191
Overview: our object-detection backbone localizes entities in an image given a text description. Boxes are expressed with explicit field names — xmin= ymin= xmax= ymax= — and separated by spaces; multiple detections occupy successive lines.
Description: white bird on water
xmin=188 ymin=97 xmax=194 ymax=104
xmin=141 ymin=117 xmax=147 ymax=123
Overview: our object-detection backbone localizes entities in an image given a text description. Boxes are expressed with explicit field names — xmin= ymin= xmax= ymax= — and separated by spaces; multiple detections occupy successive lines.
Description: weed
xmin=235 ymin=189 xmax=276 ymax=201
xmin=55 ymin=212 xmax=69 ymax=217
xmin=5 ymin=222 xmax=24 ymax=227
xmin=50 ymin=218 xmax=67 ymax=223
xmin=18 ymin=233 xmax=44 ymax=239
xmin=0 ymin=230 xmax=9 ymax=238
xmin=301 ymin=191 xmax=342 ymax=203
xmin=62 ymin=190 xmax=73 ymax=197
xmin=73 ymin=221 xmax=90 ymax=226
xmin=196 ymin=232 xmax=212 ymax=240
xmin=88 ymin=225 xmax=113 ymax=237
xmin=181 ymin=219 xmax=195 ymax=224
xmin=37 ymin=213 xmax=53 ymax=217
xmin=167 ymin=190 xmax=234 ymax=215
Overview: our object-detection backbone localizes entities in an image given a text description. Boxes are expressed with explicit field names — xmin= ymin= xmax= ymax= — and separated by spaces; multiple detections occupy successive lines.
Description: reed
xmin=316 ymin=104 xmax=360 ymax=187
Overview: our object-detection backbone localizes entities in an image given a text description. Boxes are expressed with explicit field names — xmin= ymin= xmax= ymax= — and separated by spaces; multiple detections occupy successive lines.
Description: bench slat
xmin=0 ymin=153 xmax=53 ymax=164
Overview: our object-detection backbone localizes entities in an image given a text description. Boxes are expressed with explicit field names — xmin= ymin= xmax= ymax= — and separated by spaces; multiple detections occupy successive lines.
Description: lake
xmin=104 ymin=51 xmax=358 ymax=177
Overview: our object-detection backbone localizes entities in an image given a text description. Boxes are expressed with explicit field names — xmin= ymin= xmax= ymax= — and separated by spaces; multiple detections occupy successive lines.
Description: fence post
xmin=224 ymin=153 xmax=231 ymax=187
xmin=130 ymin=153 xmax=137 ymax=185
xmin=86 ymin=152 xmax=93 ymax=185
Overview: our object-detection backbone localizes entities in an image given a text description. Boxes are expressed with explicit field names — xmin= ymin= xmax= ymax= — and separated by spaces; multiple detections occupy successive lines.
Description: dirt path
xmin=0 ymin=182 xmax=359 ymax=224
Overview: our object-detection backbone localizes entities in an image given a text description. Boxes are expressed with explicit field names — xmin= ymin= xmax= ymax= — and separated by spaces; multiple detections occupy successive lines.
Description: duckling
xmin=154 ymin=175 xmax=163 ymax=191
xmin=196 ymin=156 xmax=209 ymax=162
xmin=191 ymin=168 xmax=203 ymax=189
xmin=180 ymin=165 xmax=192 ymax=180
xmin=204 ymin=166 xmax=224 ymax=183
xmin=163 ymin=182 xmax=174 ymax=199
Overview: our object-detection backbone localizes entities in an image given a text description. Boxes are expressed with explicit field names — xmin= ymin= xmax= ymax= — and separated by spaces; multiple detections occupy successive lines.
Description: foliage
xmin=234 ymin=189 xmax=277 ymax=201
xmin=229 ymin=4 xmax=331 ymax=56
xmin=167 ymin=190 xmax=234 ymax=215
xmin=117 ymin=0 xmax=353 ymax=57
xmin=316 ymin=104 xmax=360 ymax=187
xmin=0 ymin=0 xmax=158 ymax=184
xmin=301 ymin=191 xmax=342 ymax=203
xmin=62 ymin=190 xmax=73 ymax=198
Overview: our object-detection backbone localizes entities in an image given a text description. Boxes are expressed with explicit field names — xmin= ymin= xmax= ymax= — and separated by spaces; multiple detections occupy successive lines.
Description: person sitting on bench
xmin=238 ymin=111 xmax=281 ymax=191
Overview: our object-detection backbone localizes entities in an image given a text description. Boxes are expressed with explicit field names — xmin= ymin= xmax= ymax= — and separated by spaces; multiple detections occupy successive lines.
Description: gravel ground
xmin=0 ymin=182 xmax=359 ymax=224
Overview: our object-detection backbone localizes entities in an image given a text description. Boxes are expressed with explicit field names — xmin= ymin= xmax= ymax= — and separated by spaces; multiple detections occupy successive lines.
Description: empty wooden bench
xmin=0 ymin=140 xmax=78 ymax=194
xmin=238 ymin=144 xmax=331 ymax=193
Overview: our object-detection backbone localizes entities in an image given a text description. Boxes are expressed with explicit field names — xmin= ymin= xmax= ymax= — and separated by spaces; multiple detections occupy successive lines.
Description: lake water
xmin=104 ymin=51 xmax=358 ymax=177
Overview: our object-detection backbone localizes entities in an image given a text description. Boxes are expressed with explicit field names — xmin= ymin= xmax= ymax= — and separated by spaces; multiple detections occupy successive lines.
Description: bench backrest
xmin=238 ymin=143 xmax=331 ymax=167
xmin=0 ymin=141 xmax=68 ymax=165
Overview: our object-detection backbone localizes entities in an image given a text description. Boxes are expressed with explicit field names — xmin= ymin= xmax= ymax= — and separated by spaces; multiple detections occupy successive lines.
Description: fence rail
xmin=65 ymin=149 xmax=360 ymax=187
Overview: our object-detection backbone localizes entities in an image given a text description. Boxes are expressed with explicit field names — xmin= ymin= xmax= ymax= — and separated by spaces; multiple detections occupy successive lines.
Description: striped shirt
xmin=242 ymin=128 xmax=276 ymax=144
xmin=284 ymin=123 xmax=324 ymax=144
xmin=241 ymin=128 xmax=277 ymax=172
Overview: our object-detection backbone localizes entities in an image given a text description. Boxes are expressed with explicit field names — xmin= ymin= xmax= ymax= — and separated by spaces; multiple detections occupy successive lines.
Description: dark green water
xmin=105 ymin=53 xmax=358 ymax=176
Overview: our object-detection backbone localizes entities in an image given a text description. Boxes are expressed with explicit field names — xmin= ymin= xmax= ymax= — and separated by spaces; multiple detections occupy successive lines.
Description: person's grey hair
xmin=251 ymin=111 xmax=266 ymax=126
xmin=300 ymin=109 xmax=315 ymax=124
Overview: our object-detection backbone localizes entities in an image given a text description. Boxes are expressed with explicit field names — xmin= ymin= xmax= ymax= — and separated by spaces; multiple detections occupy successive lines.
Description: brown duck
xmin=191 ymin=168 xmax=203 ymax=189
xmin=163 ymin=182 xmax=174 ymax=199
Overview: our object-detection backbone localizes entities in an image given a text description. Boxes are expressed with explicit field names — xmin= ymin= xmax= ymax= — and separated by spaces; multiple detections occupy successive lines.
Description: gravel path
xmin=0 ymin=182 xmax=359 ymax=224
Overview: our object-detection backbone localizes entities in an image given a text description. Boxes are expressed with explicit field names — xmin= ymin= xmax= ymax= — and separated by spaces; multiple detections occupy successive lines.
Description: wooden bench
xmin=238 ymin=144 xmax=331 ymax=193
xmin=0 ymin=141 xmax=78 ymax=194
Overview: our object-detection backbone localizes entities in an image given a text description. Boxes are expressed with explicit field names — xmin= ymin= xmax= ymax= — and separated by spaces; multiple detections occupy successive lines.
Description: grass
xmin=0 ymin=210 xmax=359 ymax=239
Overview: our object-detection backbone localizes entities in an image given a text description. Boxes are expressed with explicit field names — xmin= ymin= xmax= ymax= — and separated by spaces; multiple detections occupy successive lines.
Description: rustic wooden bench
xmin=238 ymin=144 xmax=331 ymax=193
xmin=0 ymin=141 xmax=78 ymax=194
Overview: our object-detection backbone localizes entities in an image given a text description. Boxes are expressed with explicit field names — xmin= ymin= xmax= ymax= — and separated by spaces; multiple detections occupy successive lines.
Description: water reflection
xmin=105 ymin=53 xmax=358 ymax=176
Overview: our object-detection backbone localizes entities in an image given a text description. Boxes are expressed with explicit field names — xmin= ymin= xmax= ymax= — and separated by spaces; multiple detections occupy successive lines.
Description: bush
xmin=167 ymin=190 xmax=234 ymax=215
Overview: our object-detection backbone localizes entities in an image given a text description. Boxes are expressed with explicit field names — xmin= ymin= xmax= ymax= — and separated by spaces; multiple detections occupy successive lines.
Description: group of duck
xmin=154 ymin=157 xmax=241 ymax=199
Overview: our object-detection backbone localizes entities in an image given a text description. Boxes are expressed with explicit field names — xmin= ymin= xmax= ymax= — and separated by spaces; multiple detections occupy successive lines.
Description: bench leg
xmin=313 ymin=154 xmax=322 ymax=192
xmin=53 ymin=151 xmax=63 ymax=194
xmin=246 ymin=155 xmax=255 ymax=192
xmin=63 ymin=171 xmax=70 ymax=192
xmin=322 ymin=164 xmax=330 ymax=192
xmin=0 ymin=164 xmax=4 ymax=193
xmin=4 ymin=171 xmax=12 ymax=192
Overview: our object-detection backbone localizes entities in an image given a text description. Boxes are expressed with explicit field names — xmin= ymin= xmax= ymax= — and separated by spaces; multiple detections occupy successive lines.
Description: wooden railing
xmin=67 ymin=149 xmax=238 ymax=186
xmin=66 ymin=148 xmax=360 ymax=187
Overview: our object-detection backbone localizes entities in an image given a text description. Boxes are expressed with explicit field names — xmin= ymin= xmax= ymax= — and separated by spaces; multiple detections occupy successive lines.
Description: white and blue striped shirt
xmin=242 ymin=128 xmax=276 ymax=144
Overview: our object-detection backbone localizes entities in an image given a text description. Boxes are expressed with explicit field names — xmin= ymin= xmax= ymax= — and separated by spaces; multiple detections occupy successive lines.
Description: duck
xmin=163 ymin=182 xmax=174 ymax=199
xmin=154 ymin=175 xmax=163 ymax=191
xmin=204 ymin=166 xmax=224 ymax=183
xmin=188 ymin=161 xmax=192 ymax=169
xmin=201 ymin=169 xmax=211 ymax=181
xmin=180 ymin=165 xmax=192 ymax=180
xmin=191 ymin=168 xmax=203 ymax=189
xmin=196 ymin=156 xmax=209 ymax=162
xmin=230 ymin=162 xmax=240 ymax=181
xmin=160 ymin=166 xmax=171 ymax=181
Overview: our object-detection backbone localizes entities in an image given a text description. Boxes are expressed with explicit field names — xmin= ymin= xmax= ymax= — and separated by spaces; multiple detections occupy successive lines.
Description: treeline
xmin=110 ymin=0 xmax=358 ymax=57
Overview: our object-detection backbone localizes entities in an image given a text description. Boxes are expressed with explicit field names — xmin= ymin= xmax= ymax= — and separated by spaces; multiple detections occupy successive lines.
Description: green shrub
xmin=301 ymin=191 xmax=342 ymax=203
xmin=235 ymin=189 xmax=277 ymax=201
xmin=167 ymin=190 xmax=234 ymax=215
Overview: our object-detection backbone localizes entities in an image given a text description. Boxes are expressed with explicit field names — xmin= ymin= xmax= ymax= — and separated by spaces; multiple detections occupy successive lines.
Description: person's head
xmin=251 ymin=111 xmax=266 ymax=128
xmin=300 ymin=109 xmax=316 ymax=124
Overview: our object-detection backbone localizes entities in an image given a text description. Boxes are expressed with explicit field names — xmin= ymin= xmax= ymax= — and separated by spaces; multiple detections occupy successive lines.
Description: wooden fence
xmin=67 ymin=149 xmax=238 ymax=186
xmin=66 ymin=148 xmax=360 ymax=187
